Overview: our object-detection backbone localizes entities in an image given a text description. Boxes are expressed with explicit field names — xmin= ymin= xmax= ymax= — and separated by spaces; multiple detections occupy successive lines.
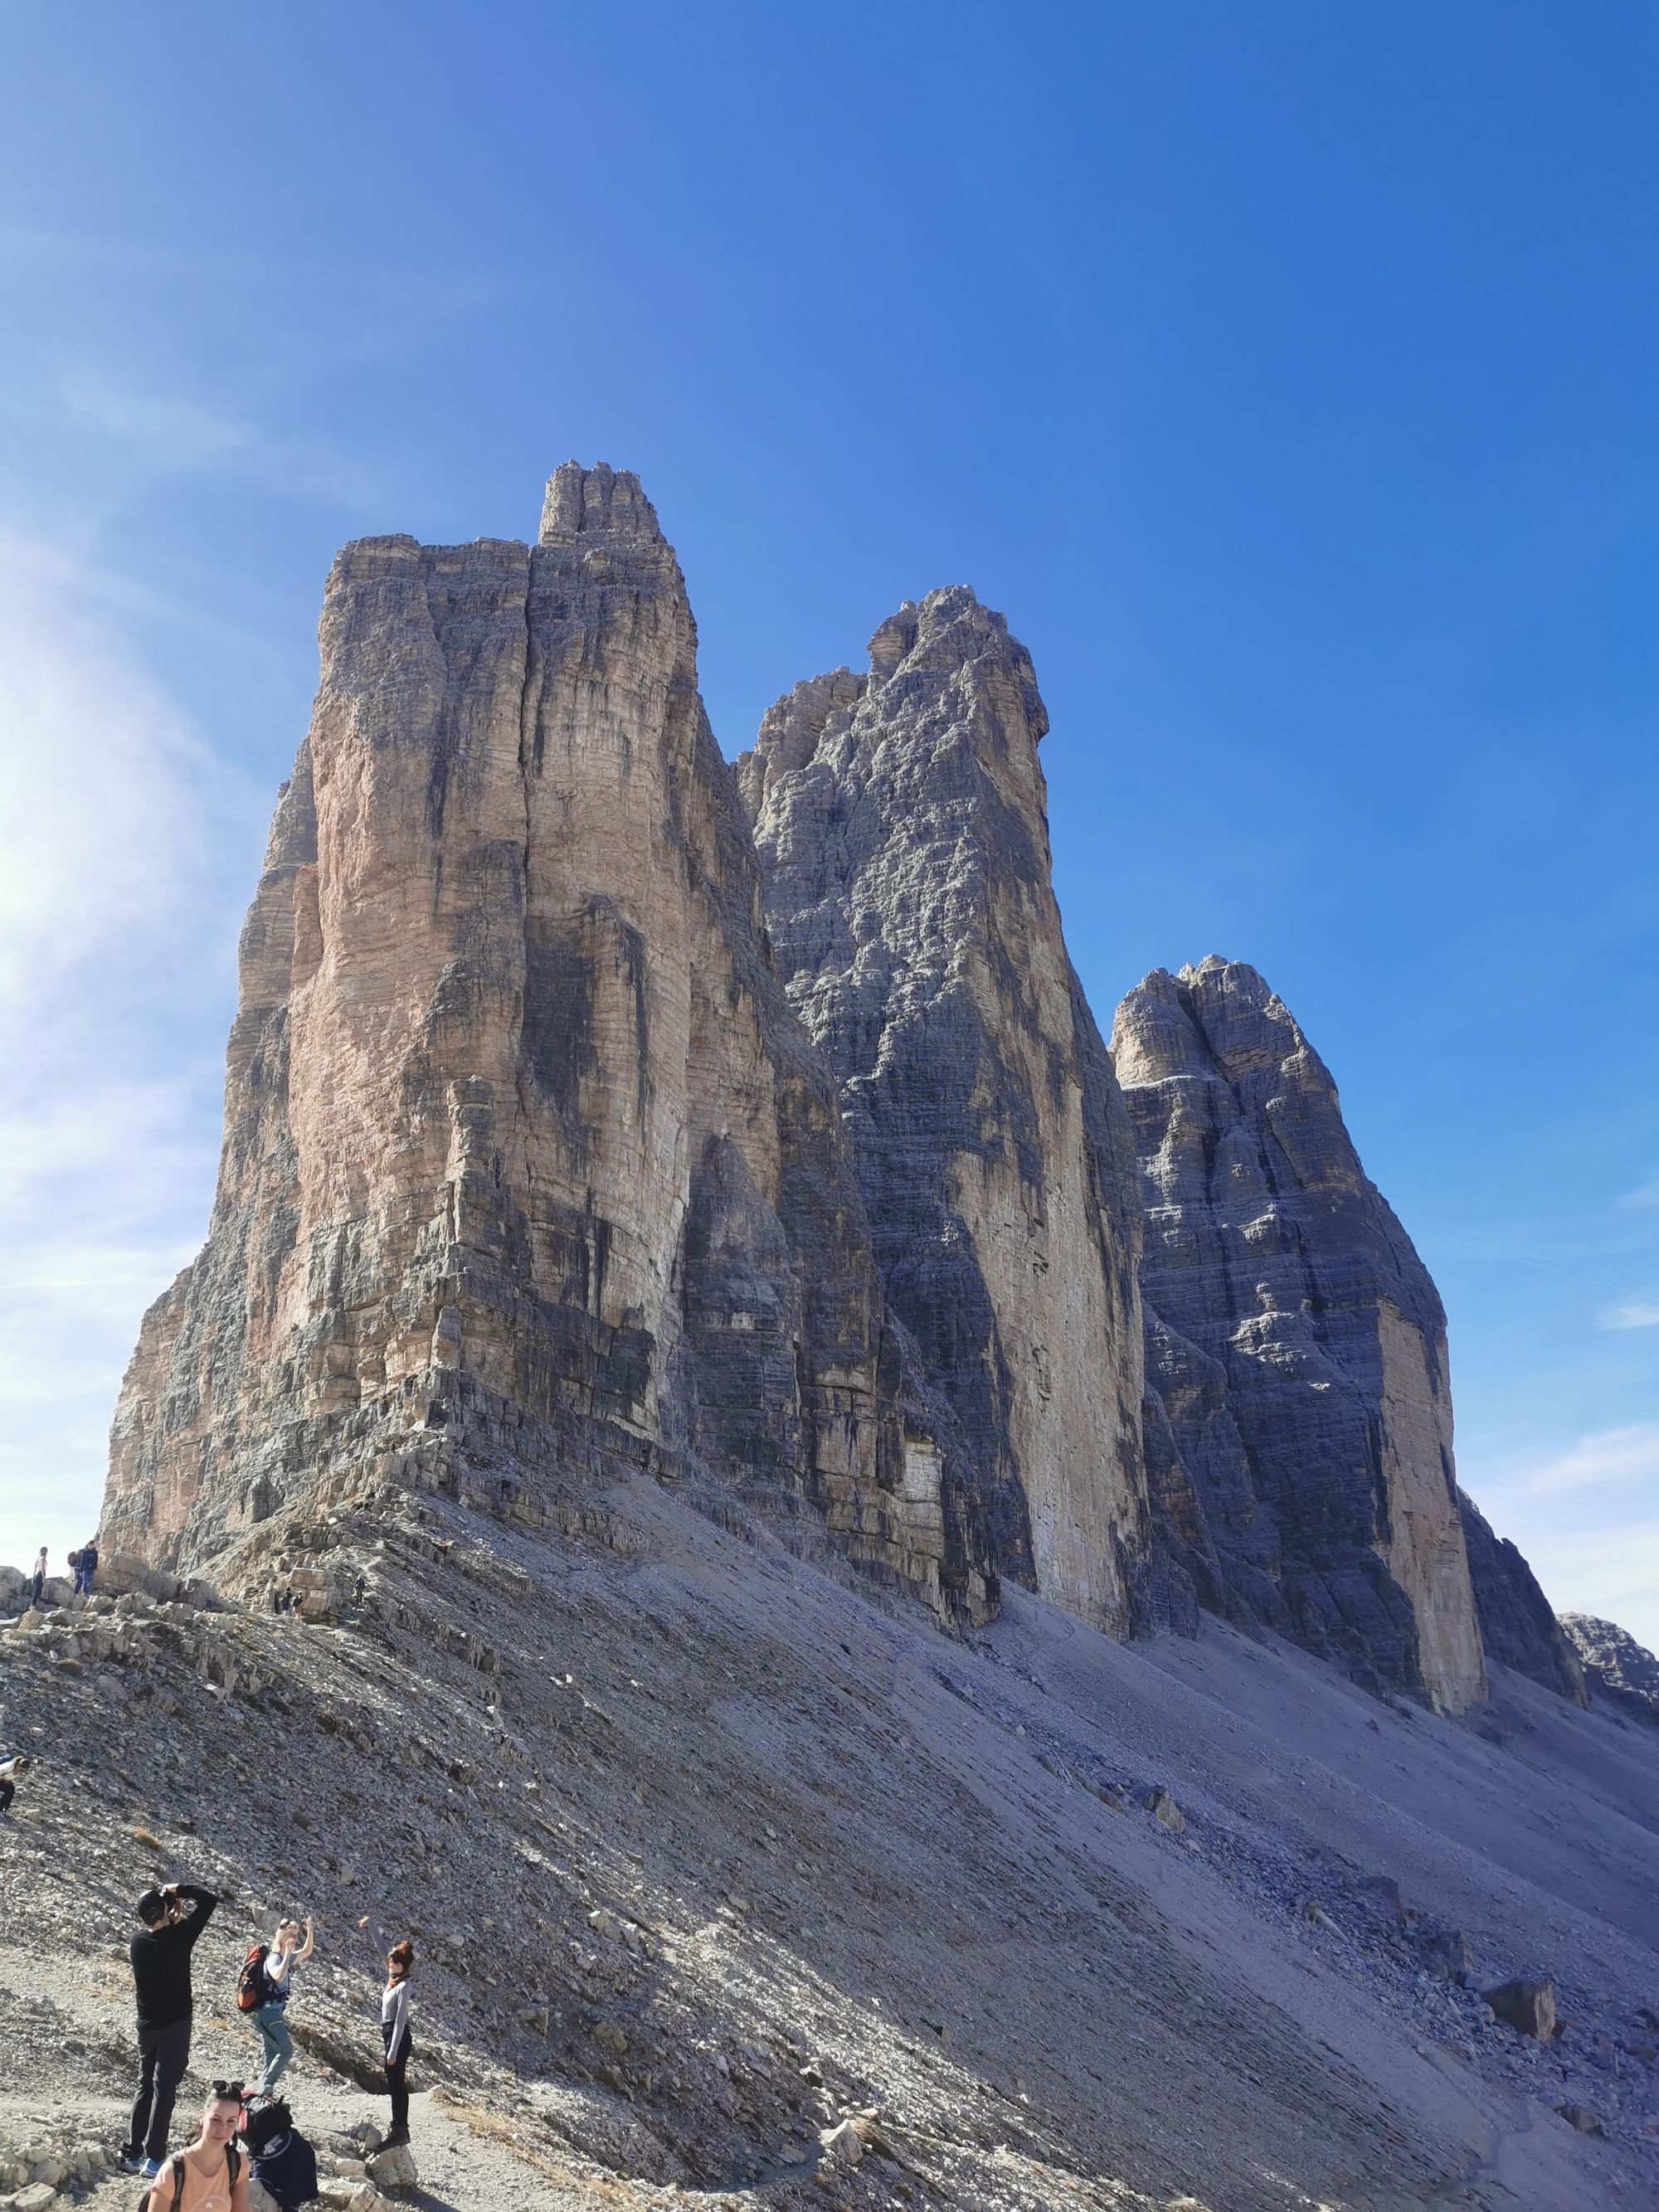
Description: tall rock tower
xmin=103 ymin=466 xmax=995 ymax=1626
xmin=1111 ymin=958 xmax=1486 ymax=1711
xmin=737 ymin=590 xmax=1151 ymax=1635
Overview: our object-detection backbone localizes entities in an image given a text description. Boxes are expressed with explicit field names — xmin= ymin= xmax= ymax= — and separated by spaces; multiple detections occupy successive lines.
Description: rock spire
xmin=1111 ymin=957 xmax=1486 ymax=1712
xmin=737 ymin=588 xmax=1151 ymax=1635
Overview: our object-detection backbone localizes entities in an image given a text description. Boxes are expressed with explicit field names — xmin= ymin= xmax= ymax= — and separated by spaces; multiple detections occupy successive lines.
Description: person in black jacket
xmin=122 ymin=1879 xmax=221 ymax=2177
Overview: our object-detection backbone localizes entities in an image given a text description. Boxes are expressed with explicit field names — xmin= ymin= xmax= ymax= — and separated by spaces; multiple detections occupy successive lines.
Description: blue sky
xmin=1 ymin=2 xmax=1655 ymax=1646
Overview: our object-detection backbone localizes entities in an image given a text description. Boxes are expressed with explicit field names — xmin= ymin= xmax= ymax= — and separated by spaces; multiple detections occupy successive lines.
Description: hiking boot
xmin=140 ymin=2158 xmax=163 ymax=2178
xmin=382 ymin=2127 xmax=410 ymax=2146
xmin=118 ymin=2152 xmax=144 ymax=2173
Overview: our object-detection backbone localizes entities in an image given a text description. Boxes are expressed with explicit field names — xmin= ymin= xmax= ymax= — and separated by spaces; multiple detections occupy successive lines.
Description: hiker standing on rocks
xmin=143 ymin=2082 xmax=249 ymax=2212
xmin=123 ymin=1879 xmax=221 ymax=2179
xmin=381 ymin=1939 xmax=416 ymax=2146
xmin=0 ymin=1750 xmax=27 ymax=1816
xmin=251 ymin=1913 xmax=314 ymax=2093
xmin=75 ymin=1537 xmax=99 ymax=1595
xmin=30 ymin=1548 xmax=46 ymax=1607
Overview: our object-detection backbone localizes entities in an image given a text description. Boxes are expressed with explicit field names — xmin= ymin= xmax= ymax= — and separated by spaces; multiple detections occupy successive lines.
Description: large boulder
xmin=1485 ymin=1977 xmax=1557 ymax=2039
xmin=365 ymin=2142 xmax=418 ymax=2195
xmin=95 ymin=1552 xmax=183 ymax=1603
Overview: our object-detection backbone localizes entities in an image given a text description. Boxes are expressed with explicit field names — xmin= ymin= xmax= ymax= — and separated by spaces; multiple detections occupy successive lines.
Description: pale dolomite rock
xmin=737 ymin=589 xmax=1151 ymax=1636
xmin=1111 ymin=957 xmax=1486 ymax=1712
xmin=104 ymin=465 xmax=994 ymax=1625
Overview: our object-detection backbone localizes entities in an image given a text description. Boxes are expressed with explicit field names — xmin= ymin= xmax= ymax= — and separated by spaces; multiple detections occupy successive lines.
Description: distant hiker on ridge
xmin=247 ymin=1913 xmax=314 ymax=2093
xmin=30 ymin=1548 xmax=46 ymax=1608
xmin=381 ymin=1938 xmax=416 ymax=2146
xmin=142 ymin=2081 xmax=248 ymax=2212
xmin=123 ymin=1878 xmax=221 ymax=2179
xmin=75 ymin=1537 xmax=99 ymax=1595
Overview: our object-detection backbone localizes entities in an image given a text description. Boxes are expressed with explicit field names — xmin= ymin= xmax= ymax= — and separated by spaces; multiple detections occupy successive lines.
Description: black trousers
xmin=130 ymin=2015 xmax=191 ymax=2161
xmin=386 ymin=2050 xmax=410 ymax=2133
xmin=0 ymin=1779 xmax=12 ymax=1814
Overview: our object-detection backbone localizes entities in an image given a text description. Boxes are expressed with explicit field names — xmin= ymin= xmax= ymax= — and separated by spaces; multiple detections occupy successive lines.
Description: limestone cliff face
xmin=736 ymin=590 xmax=1150 ymax=1636
xmin=1457 ymin=1491 xmax=1588 ymax=1704
xmin=105 ymin=466 xmax=995 ymax=1625
xmin=1111 ymin=958 xmax=1486 ymax=1712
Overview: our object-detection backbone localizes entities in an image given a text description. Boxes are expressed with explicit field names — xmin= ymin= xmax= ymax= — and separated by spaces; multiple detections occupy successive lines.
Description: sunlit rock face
xmin=737 ymin=590 xmax=1152 ymax=1637
xmin=104 ymin=465 xmax=995 ymax=1626
xmin=1111 ymin=958 xmax=1486 ymax=1713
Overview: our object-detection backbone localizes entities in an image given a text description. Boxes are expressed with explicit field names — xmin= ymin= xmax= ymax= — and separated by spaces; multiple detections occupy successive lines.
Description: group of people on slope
xmin=124 ymin=1877 xmax=416 ymax=2205
xmin=25 ymin=1537 xmax=100 ymax=1607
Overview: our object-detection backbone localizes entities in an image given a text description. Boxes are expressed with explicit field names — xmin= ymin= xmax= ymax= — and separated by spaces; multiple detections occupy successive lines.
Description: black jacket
xmin=129 ymin=1885 xmax=219 ymax=2029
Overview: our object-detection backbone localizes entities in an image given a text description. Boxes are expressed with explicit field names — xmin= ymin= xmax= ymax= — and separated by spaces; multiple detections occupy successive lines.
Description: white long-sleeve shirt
xmin=382 ymin=1978 xmax=412 ymax=2063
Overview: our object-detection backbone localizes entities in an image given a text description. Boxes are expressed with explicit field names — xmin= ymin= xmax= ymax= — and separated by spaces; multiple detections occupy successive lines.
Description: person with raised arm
xmin=121 ymin=1879 xmax=222 ymax=2179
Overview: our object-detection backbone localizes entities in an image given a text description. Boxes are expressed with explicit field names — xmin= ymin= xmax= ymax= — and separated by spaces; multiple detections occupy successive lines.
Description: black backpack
xmin=252 ymin=2126 xmax=319 ymax=2211
xmin=240 ymin=2093 xmax=293 ymax=2154
xmin=136 ymin=2144 xmax=240 ymax=2211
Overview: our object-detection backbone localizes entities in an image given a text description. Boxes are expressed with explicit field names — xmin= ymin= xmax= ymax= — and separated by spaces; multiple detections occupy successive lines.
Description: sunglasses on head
xmin=208 ymin=2081 xmax=245 ymax=2102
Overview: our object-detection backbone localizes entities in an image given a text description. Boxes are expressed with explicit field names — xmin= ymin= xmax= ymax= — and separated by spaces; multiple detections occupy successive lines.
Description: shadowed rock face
xmin=1559 ymin=1609 xmax=1657 ymax=1721
xmin=103 ymin=465 xmax=995 ymax=1626
xmin=737 ymin=590 xmax=1151 ymax=1636
xmin=1457 ymin=1490 xmax=1588 ymax=1705
xmin=1111 ymin=958 xmax=1486 ymax=1712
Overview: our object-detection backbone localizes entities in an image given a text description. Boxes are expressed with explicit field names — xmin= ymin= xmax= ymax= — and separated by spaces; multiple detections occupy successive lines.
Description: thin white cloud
xmin=1617 ymin=1173 xmax=1659 ymax=1210
xmin=0 ymin=534 xmax=258 ymax=1006
xmin=1526 ymin=1422 xmax=1659 ymax=1494
xmin=1599 ymin=1299 xmax=1659 ymax=1331
xmin=1521 ymin=1519 xmax=1659 ymax=1655
xmin=52 ymin=367 xmax=387 ymax=511
xmin=61 ymin=373 xmax=256 ymax=472
xmin=0 ymin=539 xmax=261 ymax=1576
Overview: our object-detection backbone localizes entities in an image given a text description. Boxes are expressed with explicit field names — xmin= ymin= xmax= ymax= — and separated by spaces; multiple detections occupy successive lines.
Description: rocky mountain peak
xmin=1559 ymin=1610 xmax=1659 ymax=1722
xmin=742 ymin=589 xmax=1150 ymax=1635
xmin=538 ymin=457 xmax=665 ymax=547
xmin=102 ymin=460 xmax=1593 ymax=1719
xmin=104 ymin=464 xmax=995 ymax=1626
xmin=1112 ymin=960 xmax=1485 ymax=1710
